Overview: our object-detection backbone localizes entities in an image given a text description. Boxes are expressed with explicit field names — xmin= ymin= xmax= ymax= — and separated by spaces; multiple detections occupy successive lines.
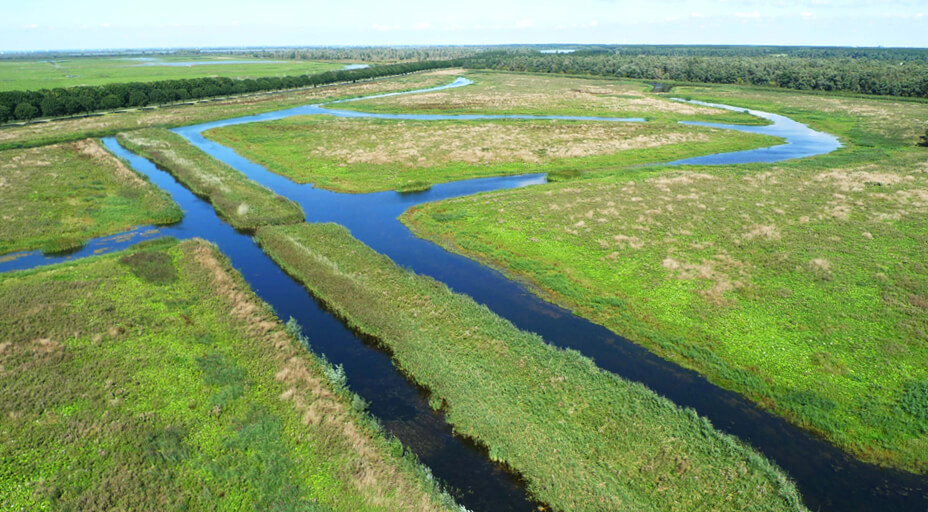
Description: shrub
xmin=119 ymin=250 xmax=178 ymax=284
xmin=901 ymin=381 xmax=928 ymax=420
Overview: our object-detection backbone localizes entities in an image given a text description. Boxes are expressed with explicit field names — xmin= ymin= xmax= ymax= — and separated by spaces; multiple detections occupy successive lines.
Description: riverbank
xmin=402 ymin=84 xmax=928 ymax=473
xmin=117 ymin=128 xmax=304 ymax=231
xmin=0 ymin=138 xmax=180 ymax=255
xmin=204 ymin=116 xmax=778 ymax=193
xmin=0 ymin=238 xmax=457 ymax=511
xmin=0 ymin=71 xmax=456 ymax=150
xmin=255 ymin=222 xmax=807 ymax=512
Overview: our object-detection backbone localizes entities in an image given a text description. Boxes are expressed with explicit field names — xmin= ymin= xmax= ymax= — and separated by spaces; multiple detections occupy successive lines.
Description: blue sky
xmin=2 ymin=0 xmax=926 ymax=52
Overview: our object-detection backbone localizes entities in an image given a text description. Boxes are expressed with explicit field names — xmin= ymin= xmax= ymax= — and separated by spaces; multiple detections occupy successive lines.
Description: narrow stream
xmin=2 ymin=78 xmax=925 ymax=511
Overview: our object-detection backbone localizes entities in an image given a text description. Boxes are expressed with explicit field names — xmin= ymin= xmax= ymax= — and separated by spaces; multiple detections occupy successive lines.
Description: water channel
xmin=2 ymin=77 xmax=925 ymax=511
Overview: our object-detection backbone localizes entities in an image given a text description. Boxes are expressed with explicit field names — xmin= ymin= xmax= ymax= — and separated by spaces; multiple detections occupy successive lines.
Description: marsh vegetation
xmin=116 ymin=128 xmax=304 ymax=231
xmin=0 ymin=138 xmax=180 ymax=255
xmin=255 ymin=222 xmax=807 ymax=512
xmin=334 ymin=71 xmax=770 ymax=124
xmin=0 ymin=238 xmax=456 ymax=511
xmin=0 ymin=70 xmax=456 ymax=151
xmin=204 ymin=115 xmax=777 ymax=192
xmin=404 ymin=80 xmax=928 ymax=473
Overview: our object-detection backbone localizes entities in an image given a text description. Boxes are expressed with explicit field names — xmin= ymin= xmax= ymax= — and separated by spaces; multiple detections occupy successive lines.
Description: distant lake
xmin=540 ymin=49 xmax=575 ymax=54
xmin=343 ymin=64 xmax=371 ymax=70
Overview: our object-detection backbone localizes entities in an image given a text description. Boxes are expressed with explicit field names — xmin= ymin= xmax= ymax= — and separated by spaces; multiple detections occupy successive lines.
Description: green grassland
xmin=333 ymin=70 xmax=769 ymax=124
xmin=403 ymin=84 xmax=928 ymax=473
xmin=0 ymin=139 xmax=181 ymax=255
xmin=0 ymin=238 xmax=456 ymax=511
xmin=0 ymin=56 xmax=343 ymax=92
xmin=255 ymin=222 xmax=806 ymax=512
xmin=204 ymin=116 xmax=778 ymax=193
xmin=0 ymin=70 xmax=457 ymax=151
xmin=116 ymin=128 xmax=304 ymax=231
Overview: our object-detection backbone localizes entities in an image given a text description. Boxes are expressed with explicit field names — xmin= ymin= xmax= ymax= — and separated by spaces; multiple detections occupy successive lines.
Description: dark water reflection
xmin=3 ymin=78 xmax=926 ymax=512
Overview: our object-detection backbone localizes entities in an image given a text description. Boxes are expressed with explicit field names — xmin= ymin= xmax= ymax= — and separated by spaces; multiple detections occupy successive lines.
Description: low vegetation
xmin=0 ymin=70 xmax=457 ymax=151
xmin=0 ymin=238 xmax=457 ymax=511
xmin=116 ymin=128 xmax=304 ymax=231
xmin=0 ymin=138 xmax=180 ymax=255
xmin=403 ymin=83 xmax=928 ymax=473
xmin=255 ymin=222 xmax=806 ymax=512
xmin=0 ymin=59 xmax=462 ymax=124
xmin=205 ymin=116 xmax=777 ymax=192
xmin=333 ymin=71 xmax=768 ymax=124
xmin=0 ymin=56 xmax=342 ymax=92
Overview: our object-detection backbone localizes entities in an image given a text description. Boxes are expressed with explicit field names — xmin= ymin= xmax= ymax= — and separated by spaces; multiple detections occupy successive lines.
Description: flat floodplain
xmin=0 ymin=139 xmax=180 ymax=255
xmin=0 ymin=56 xmax=343 ymax=92
xmin=255 ymin=222 xmax=807 ymax=512
xmin=0 ymin=238 xmax=453 ymax=511
xmin=117 ymin=128 xmax=304 ymax=231
xmin=332 ymin=71 xmax=769 ymax=124
xmin=0 ymin=70 xmax=457 ymax=150
xmin=404 ymin=84 xmax=928 ymax=473
xmin=204 ymin=115 xmax=778 ymax=193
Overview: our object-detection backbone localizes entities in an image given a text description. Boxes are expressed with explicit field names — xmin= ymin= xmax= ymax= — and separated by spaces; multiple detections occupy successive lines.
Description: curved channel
xmin=2 ymin=77 xmax=925 ymax=511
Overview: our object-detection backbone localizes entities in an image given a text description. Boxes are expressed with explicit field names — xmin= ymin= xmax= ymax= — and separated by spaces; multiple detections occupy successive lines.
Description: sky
xmin=2 ymin=0 xmax=926 ymax=52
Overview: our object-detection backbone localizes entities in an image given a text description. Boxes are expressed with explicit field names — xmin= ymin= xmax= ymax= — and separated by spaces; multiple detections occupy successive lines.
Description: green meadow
xmin=0 ymin=238 xmax=455 ymax=511
xmin=204 ymin=116 xmax=777 ymax=193
xmin=333 ymin=70 xmax=769 ymax=124
xmin=0 ymin=138 xmax=180 ymax=255
xmin=404 ymin=82 xmax=928 ymax=473
xmin=0 ymin=56 xmax=343 ymax=92
xmin=0 ymin=70 xmax=456 ymax=151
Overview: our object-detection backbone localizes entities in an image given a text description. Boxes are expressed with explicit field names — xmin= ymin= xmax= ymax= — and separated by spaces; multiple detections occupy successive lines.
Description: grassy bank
xmin=0 ymin=56 xmax=342 ymax=92
xmin=332 ymin=71 xmax=769 ymax=124
xmin=255 ymin=222 xmax=806 ymax=512
xmin=0 ymin=139 xmax=181 ymax=255
xmin=0 ymin=238 xmax=456 ymax=511
xmin=117 ymin=128 xmax=304 ymax=231
xmin=0 ymin=70 xmax=457 ymax=150
xmin=402 ymin=85 xmax=928 ymax=472
xmin=205 ymin=116 xmax=778 ymax=193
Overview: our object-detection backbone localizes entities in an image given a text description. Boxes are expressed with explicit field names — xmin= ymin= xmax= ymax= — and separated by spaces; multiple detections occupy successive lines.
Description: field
xmin=0 ymin=238 xmax=454 ymax=511
xmin=0 ymin=56 xmax=343 ymax=92
xmin=403 ymin=83 xmax=928 ymax=472
xmin=117 ymin=128 xmax=304 ymax=231
xmin=0 ymin=70 xmax=457 ymax=151
xmin=255 ymin=222 xmax=806 ymax=512
xmin=334 ymin=71 xmax=769 ymax=124
xmin=204 ymin=116 xmax=778 ymax=192
xmin=0 ymin=139 xmax=180 ymax=255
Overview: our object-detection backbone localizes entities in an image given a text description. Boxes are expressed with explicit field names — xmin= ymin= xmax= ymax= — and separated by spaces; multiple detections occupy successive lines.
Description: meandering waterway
xmin=2 ymin=77 xmax=924 ymax=512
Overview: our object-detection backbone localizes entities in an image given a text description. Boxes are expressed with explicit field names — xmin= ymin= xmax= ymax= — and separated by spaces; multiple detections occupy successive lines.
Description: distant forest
xmin=0 ymin=60 xmax=460 ymax=124
xmin=467 ymin=46 xmax=928 ymax=98
xmin=2 ymin=45 xmax=927 ymax=124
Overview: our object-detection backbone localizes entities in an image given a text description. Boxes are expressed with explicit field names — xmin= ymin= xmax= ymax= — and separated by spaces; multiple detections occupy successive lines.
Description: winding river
xmin=3 ymin=77 xmax=926 ymax=511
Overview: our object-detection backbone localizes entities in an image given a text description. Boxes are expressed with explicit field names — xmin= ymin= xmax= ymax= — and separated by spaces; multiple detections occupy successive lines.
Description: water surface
xmin=3 ymin=77 xmax=926 ymax=511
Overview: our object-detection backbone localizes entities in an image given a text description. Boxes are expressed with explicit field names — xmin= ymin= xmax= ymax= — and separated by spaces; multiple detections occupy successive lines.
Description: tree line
xmin=0 ymin=59 xmax=461 ymax=124
xmin=465 ymin=49 xmax=928 ymax=98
